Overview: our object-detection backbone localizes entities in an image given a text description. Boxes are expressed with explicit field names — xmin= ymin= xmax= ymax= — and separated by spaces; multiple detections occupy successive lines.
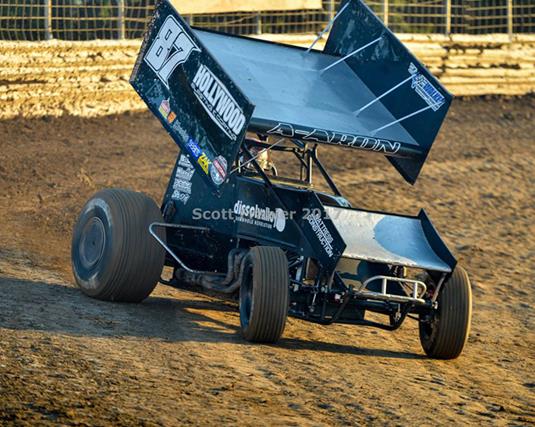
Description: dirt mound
xmin=0 ymin=97 xmax=534 ymax=425
xmin=2 ymin=36 xmax=535 ymax=121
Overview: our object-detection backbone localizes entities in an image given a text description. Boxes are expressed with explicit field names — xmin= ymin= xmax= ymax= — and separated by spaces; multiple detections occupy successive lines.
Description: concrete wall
xmin=1 ymin=34 xmax=534 ymax=120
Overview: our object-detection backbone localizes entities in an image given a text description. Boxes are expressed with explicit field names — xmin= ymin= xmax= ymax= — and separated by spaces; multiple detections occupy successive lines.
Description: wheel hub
xmin=79 ymin=217 xmax=106 ymax=269
xmin=240 ymin=264 xmax=253 ymax=328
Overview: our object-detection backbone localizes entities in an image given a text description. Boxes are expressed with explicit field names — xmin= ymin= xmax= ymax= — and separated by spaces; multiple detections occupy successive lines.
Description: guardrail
xmin=0 ymin=0 xmax=533 ymax=41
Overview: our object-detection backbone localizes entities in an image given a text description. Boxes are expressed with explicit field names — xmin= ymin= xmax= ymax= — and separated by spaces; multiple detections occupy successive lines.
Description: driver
xmin=241 ymin=133 xmax=277 ymax=175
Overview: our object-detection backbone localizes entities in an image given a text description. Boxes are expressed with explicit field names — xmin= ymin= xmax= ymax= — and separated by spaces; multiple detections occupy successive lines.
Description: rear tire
xmin=239 ymin=246 xmax=289 ymax=343
xmin=71 ymin=189 xmax=165 ymax=302
xmin=419 ymin=266 xmax=472 ymax=359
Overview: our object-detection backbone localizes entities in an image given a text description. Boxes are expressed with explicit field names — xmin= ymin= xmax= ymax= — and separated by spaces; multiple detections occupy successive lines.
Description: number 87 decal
xmin=144 ymin=16 xmax=200 ymax=88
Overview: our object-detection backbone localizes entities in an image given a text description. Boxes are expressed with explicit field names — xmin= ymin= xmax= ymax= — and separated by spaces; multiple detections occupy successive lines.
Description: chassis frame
xmin=152 ymin=138 xmax=452 ymax=332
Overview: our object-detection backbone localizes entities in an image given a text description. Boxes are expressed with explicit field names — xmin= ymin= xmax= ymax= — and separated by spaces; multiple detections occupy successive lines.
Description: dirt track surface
xmin=1 ymin=97 xmax=534 ymax=425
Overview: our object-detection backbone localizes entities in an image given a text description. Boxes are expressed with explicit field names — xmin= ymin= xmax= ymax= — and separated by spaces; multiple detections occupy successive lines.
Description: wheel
xmin=239 ymin=246 xmax=289 ymax=343
xmin=71 ymin=189 xmax=166 ymax=302
xmin=419 ymin=266 xmax=472 ymax=359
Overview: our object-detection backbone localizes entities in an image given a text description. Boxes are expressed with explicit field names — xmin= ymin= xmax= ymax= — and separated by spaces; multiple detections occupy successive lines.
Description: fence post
xmin=445 ymin=0 xmax=451 ymax=34
xmin=329 ymin=0 xmax=335 ymax=21
xmin=44 ymin=0 xmax=52 ymax=40
xmin=383 ymin=0 xmax=389 ymax=26
xmin=256 ymin=13 xmax=262 ymax=35
xmin=507 ymin=0 xmax=513 ymax=40
xmin=118 ymin=0 xmax=126 ymax=39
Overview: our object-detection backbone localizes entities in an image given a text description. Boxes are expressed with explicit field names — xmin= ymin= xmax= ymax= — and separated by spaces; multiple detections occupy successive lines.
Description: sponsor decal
xmin=306 ymin=212 xmax=334 ymax=258
xmin=159 ymin=99 xmax=172 ymax=120
xmin=267 ymin=123 xmax=402 ymax=155
xmin=173 ymin=179 xmax=192 ymax=194
xmin=175 ymin=164 xmax=195 ymax=181
xmin=173 ymin=192 xmax=190 ymax=205
xmin=185 ymin=138 xmax=211 ymax=175
xmin=171 ymin=154 xmax=195 ymax=205
xmin=158 ymin=99 xmax=177 ymax=123
xmin=191 ymin=64 xmax=247 ymax=141
xmin=171 ymin=120 xmax=189 ymax=143
xmin=234 ymin=201 xmax=286 ymax=232
xmin=409 ymin=63 xmax=445 ymax=111
xmin=178 ymin=154 xmax=193 ymax=168
xmin=197 ymin=153 xmax=211 ymax=175
xmin=186 ymin=138 xmax=203 ymax=159
xmin=210 ymin=155 xmax=228 ymax=186
xmin=144 ymin=16 xmax=200 ymax=88
xmin=147 ymin=82 xmax=178 ymax=125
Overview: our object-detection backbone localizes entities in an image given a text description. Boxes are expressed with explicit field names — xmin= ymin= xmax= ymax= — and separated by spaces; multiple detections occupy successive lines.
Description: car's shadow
xmin=0 ymin=275 xmax=424 ymax=360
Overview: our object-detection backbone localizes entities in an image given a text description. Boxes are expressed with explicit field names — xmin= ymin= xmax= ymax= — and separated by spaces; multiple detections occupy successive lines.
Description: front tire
xmin=419 ymin=266 xmax=472 ymax=359
xmin=71 ymin=189 xmax=165 ymax=302
xmin=239 ymin=246 xmax=289 ymax=343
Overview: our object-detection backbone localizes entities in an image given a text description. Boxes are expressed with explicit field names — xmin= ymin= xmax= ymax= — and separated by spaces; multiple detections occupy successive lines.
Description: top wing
xmin=131 ymin=0 xmax=451 ymax=186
